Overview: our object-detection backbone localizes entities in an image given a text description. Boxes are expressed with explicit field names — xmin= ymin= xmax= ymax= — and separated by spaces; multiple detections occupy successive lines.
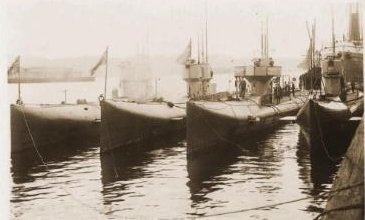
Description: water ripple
xmin=11 ymin=123 xmax=341 ymax=219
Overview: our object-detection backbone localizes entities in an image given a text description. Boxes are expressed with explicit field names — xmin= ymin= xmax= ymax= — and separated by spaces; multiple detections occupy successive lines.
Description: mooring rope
xmin=312 ymin=103 xmax=344 ymax=163
xmin=312 ymin=101 xmax=364 ymax=172
xmin=192 ymin=103 xmax=250 ymax=153
xmin=19 ymin=103 xmax=119 ymax=218
xmin=20 ymin=105 xmax=47 ymax=167
xmin=311 ymin=101 xmax=364 ymax=175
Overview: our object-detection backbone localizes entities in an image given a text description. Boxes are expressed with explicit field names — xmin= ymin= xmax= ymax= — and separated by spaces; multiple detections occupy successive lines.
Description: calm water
xmin=11 ymin=123 xmax=339 ymax=220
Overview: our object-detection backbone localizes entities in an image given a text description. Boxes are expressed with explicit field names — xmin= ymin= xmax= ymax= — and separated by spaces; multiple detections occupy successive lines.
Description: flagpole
xmin=18 ymin=70 xmax=21 ymax=102
xmin=205 ymin=0 xmax=208 ymax=63
xmin=104 ymin=46 xmax=109 ymax=98
xmin=17 ymin=57 xmax=21 ymax=103
xmin=197 ymin=35 xmax=200 ymax=64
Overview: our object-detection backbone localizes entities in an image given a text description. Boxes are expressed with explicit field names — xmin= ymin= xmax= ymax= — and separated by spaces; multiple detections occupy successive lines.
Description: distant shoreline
xmin=8 ymin=76 xmax=95 ymax=84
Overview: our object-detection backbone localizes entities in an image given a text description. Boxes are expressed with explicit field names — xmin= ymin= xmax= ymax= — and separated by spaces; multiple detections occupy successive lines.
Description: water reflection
xmin=10 ymin=123 xmax=343 ymax=219
xmin=186 ymin=125 xmax=288 ymax=217
xmin=11 ymin=141 xmax=101 ymax=219
xmin=297 ymin=128 xmax=342 ymax=188
xmin=100 ymin=134 xmax=185 ymax=184
xmin=187 ymin=148 xmax=239 ymax=207
xmin=100 ymin=134 xmax=185 ymax=208
xmin=296 ymin=130 xmax=312 ymax=186
xmin=296 ymin=129 xmax=340 ymax=214
xmin=11 ymin=136 xmax=99 ymax=184
xmin=299 ymin=119 xmax=360 ymax=157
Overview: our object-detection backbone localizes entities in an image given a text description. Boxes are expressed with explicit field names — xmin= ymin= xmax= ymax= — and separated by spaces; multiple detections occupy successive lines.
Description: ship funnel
xmin=348 ymin=3 xmax=362 ymax=41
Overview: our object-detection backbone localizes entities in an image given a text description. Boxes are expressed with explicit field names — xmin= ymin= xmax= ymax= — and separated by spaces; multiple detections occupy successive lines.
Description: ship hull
xmin=100 ymin=100 xmax=186 ymax=153
xmin=296 ymin=97 xmax=362 ymax=156
xmin=11 ymin=103 xmax=101 ymax=154
xmin=187 ymin=97 xmax=306 ymax=157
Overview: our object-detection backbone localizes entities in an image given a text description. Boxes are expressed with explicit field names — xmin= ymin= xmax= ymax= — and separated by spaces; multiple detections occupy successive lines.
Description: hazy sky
xmin=2 ymin=0 xmax=359 ymax=60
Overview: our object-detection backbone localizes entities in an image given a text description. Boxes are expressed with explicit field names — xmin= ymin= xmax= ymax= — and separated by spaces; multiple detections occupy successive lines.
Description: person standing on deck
xmin=269 ymin=80 xmax=273 ymax=104
xmin=239 ymin=79 xmax=246 ymax=99
xmin=235 ymin=78 xmax=239 ymax=99
xmin=291 ymin=82 xmax=295 ymax=97
xmin=286 ymin=82 xmax=290 ymax=96
xmin=351 ymin=81 xmax=355 ymax=93
xmin=284 ymin=81 xmax=288 ymax=96
xmin=276 ymin=84 xmax=282 ymax=104
xmin=273 ymin=83 xmax=277 ymax=104
xmin=273 ymin=83 xmax=279 ymax=104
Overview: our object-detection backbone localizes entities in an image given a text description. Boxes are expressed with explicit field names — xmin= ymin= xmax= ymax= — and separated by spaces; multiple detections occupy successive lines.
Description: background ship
xmin=296 ymin=4 xmax=363 ymax=156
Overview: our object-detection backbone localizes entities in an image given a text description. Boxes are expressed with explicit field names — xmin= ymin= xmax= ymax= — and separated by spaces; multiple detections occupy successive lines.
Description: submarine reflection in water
xmin=100 ymin=134 xmax=185 ymax=208
xmin=11 ymin=137 xmax=99 ymax=185
xmin=296 ymin=129 xmax=340 ymax=191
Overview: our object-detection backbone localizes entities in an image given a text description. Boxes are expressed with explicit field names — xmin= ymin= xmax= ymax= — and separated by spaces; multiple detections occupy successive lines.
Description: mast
xmin=197 ymin=36 xmax=200 ymax=64
xmin=189 ymin=37 xmax=192 ymax=60
xmin=305 ymin=21 xmax=312 ymax=69
xmin=64 ymin=89 xmax=67 ymax=104
xmin=104 ymin=46 xmax=109 ymax=98
xmin=155 ymin=78 xmax=158 ymax=98
xmin=201 ymin=30 xmax=205 ymax=63
xmin=260 ymin=16 xmax=269 ymax=59
xmin=205 ymin=0 xmax=208 ymax=63
xmin=312 ymin=19 xmax=316 ymax=91
xmin=266 ymin=16 xmax=269 ymax=59
xmin=332 ymin=10 xmax=335 ymax=55
xmin=313 ymin=19 xmax=316 ymax=60
xmin=261 ymin=20 xmax=264 ymax=58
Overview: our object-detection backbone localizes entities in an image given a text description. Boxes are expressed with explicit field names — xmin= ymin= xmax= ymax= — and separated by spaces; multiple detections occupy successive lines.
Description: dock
xmin=320 ymin=118 xmax=364 ymax=220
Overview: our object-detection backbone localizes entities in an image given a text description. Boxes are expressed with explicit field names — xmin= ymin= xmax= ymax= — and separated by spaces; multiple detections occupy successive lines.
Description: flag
xmin=8 ymin=56 xmax=20 ymax=77
xmin=91 ymin=48 xmax=108 ymax=75
xmin=176 ymin=40 xmax=192 ymax=64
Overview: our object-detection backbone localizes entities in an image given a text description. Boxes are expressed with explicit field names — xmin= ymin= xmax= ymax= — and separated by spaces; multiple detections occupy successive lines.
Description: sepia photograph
xmin=1 ymin=0 xmax=363 ymax=219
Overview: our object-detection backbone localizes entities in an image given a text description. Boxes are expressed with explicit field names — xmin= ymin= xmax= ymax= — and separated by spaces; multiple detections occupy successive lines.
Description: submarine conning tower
xmin=234 ymin=17 xmax=281 ymax=103
xmin=234 ymin=58 xmax=281 ymax=96
xmin=321 ymin=55 xmax=344 ymax=97
xmin=182 ymin=58 xmax=214 ymax=100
